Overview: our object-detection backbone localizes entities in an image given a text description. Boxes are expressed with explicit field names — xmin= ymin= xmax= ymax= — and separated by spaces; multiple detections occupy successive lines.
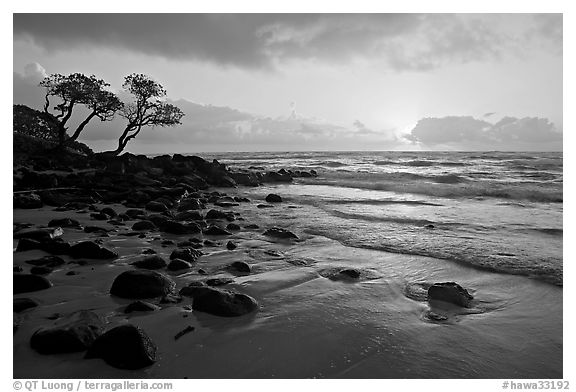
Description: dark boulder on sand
xmin=14 ymin=227 xmax=63 ymax=242
xmin=85 ymin=324 xmax=156 ymax=370
xmin=132 ymin=220 xmax=156 ymax=231
xmin=228 ymin=261 xmax=251 ymax=273
xmin=226 ymin=241 xmax=237 ymax=250
xmin=265 ymin=193 xmax=283 ymax=203
xmin=174 ymin=210 xmax=203 ymax=221
xmin=14 ymin=193 xmax=43 ymax=209
xmin=427 ymin=282 xmax=473 ymax=307
xmin=160 ymin=220 xmax=201 ymax=235
xmin=326 ymin=268 xmax=361 ymax=281
xmin=205 ymin=209 xmax=232 ymax=220
xmin=48 ymin=218 xmax=81 ymax=228
xmin=170 ymin=248 xmax=202 ymax=263
xmin=30 ymin=266 xmax=53 ymax=275
xmin=203 ymin=225 xmax=232 ymax=236
xmin=14 ymin=297 xmax=40 ymax=313
xmin=145 ymin=201 xmax=168 ymax=213
xmin=30 ymin=310 xmax=104 ymax=354
xmin=14 ymin=274 xmax=53 ymax=294
xmin=25 ymin=255 xmax=65 ymax=268
xmin=189 ymin=286 xmax=259 ymax=317
xmin=167 ymin=258 xmax=193 ymax=271
xmin=131 ymin=255 xmax=168 ymax=270
xmin=124 ymin=301 xmax=160 ymax=314
xmin=263 ymin=227 xmax=299 ymax=240
xmin=69 ymin=241 xmax=118 ymax=259
xmin=110 ymin=270 xmax=175 ymax=299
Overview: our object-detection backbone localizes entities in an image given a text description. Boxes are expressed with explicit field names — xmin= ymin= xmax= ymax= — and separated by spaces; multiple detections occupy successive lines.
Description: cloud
xmin=13 ymin=63 xmax=47 ymax=109
xmin=13 ymin=14 xmax=562 ymax=71
xmin=405 ymin=115 xmax=562 ymax=150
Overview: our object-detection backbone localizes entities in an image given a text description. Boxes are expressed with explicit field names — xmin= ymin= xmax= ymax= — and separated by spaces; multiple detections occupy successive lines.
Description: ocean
xmin=211 ymin=151 xmax=563 ymax=286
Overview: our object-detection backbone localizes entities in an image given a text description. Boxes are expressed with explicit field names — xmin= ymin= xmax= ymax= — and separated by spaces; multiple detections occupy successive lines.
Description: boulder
xmin=145 ymin=201 xmax=168 ymax=213
xmin=177 ymin=198 xmax=203 ymax=211
xmin=69 ymin=241 xmax=118 ymax=259
xmin=131 ymin=255 xmax=168 ymax=270
xmin=14 ymin=193 xmax=43 ymax=209
xmin=174 ymin=210 xmax=203 ymax=221
xmin=265 ymin=193 xmax=283 ymax=203
xmin=124 ymin=301 xmax=160 ymax=314
xmin=203 ymin=225 xmax=232 ymax=236
xmin=14 ymin=274 xmax=52 ymax=294
xmin=30 ymin=266 xmax=53 ymax=275
xmin=190 ymin=287 xmax=259 ymax=317
xmin=206 ymin=277 xmax=234 ymax=286
xmin=205 ymin=209 xmax=231 ymax=220
xmin=179 ymin=281 xmax=208 ymax=297
xmin=48 ymin=218 xmax=81 ymax=228
xmin=226 ymin=241 xmax=237 ymax=250
xmin=263 ymin=227 xmax=299 ymax=240
xmin=14 ymin=227 xmax=63 ymax=242
xmin=228 ymin=261 xmax=251 ymax=273
xmin=85 ymin=324 xmax=156 ymax=370
xmin=427 ymin=282 xmax=473 ymax=307
xmin=25 ymin=255 xmax=65 ymax=267
xmin=30 ymin=310 xmax=104 ymax=354
xmin=14 ymin=298 xmax=40 ymax=313
xmin=160 ymin=220 xmax=201 ymax=235
xmin=132 ymin=220 xmax=156 ymax=231
xmin=167 ymin=258 xmax=192 ymax=271
xmin=170 ymin=248 xmax=202 ymax=263
xmin=110 ymin=270 xmax=175 ymax=299
xmin=100 ymin=207 xmax=117 ymax=217
xmin=226 ymin=223 xmax=241 ymax=231
xmin=327 ymin=268 xmax=361 ymax=281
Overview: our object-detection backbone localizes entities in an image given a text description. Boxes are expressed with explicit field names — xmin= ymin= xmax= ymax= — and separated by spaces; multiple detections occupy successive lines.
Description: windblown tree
xmin=39 ymin=73 xmax=123 ymax=147
xmin=110 ymin=74 xmax=184 ymax=155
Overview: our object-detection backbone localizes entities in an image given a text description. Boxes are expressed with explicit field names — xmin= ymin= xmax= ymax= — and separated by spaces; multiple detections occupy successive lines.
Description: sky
xmin=13 ymin=13 xmax=563 ymax=153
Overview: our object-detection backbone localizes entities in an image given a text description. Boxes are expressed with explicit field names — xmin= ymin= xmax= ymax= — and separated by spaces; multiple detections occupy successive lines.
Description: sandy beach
xmin=13 ymin=168 xmax=563 ymax=378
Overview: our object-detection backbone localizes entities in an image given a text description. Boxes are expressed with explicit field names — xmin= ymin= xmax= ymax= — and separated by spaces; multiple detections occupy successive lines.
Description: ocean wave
xmin=301 ymin=173 xmax=562 ymax=203
xmin=304 ymin=227 xmax=563 ymax=286
xmin=372 ymin=159 xmax=468 ymax=167
xmin=317 ymin=161 xmax=348 ymax=167
xmin=325 ymin=199 xmax=444 ymax=207
xmin=327 ymin=209 xmax=436 ymax=226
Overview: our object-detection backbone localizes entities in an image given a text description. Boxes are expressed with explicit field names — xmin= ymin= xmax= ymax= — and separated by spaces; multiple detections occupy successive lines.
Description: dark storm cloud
xmin=13 ymin=14 xmax=560 ymax=71
xmin=405 ymin=116 xmax=562 ymax=150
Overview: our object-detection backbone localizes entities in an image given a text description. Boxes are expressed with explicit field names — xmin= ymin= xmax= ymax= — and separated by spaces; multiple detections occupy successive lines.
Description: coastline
xmin=13 ymin=153 xmax=563 ymax=378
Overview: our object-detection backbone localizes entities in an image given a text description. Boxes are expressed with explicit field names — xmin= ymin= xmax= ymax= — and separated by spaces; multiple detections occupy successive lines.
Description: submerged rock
xmin=30 ymin=310 xmax=104 ymax=354
xmin=132 ymin=220 xmax=156 ymax=231
xmin=14 ymin=274 xmax=53 ymax=294
xmin=48 ymin=218 xmax=81 ymax=228
xmin=170 ymin=248 xmax=202 ymax=263
xmin=14 ymin=193 xmax=43 ymax=209
xmin=69 ymin=241 xmax=118 ymax=259
xmin=190 ymin=286 xmax=259 ymax=317
xmin=110 ymin=270 xmax=175 ymax=299
xmin=14 ymin=298 xmax=40 ymax=313
xmin=427 ymin=282 xmax=473 ymax=307
xmin=167 ymin=258 xmax=193 ymax=271
xmin=263 ymin=227 xmax=298 ymax=240
xmin=265 ymin=193 xmax=282 ymax=203
xmin=329 ymin=268 xmax=361 ymax=280
xmin=85 ymin=324 xmax=156 ymax=370
xmin=131 ymin=255 xmax=168 ymax=270
xmin=228 ymin=261 xmax=251 ymax=273
xmin=124 ymin=301 xmax=160 ymax=314
xmin=203 ymin=225 xmax=232 ymax=236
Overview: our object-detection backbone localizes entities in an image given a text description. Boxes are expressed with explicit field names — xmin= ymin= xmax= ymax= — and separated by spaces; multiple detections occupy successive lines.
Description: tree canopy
xmin=40 ymin=73 xmax=123 ymax=146
xmin=110 ymin=73 xmax=184 ymax=155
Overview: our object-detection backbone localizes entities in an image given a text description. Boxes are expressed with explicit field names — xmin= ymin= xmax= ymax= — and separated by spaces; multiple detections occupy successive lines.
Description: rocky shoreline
xmin=14 ymin=142 xmax=478 ymax=376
